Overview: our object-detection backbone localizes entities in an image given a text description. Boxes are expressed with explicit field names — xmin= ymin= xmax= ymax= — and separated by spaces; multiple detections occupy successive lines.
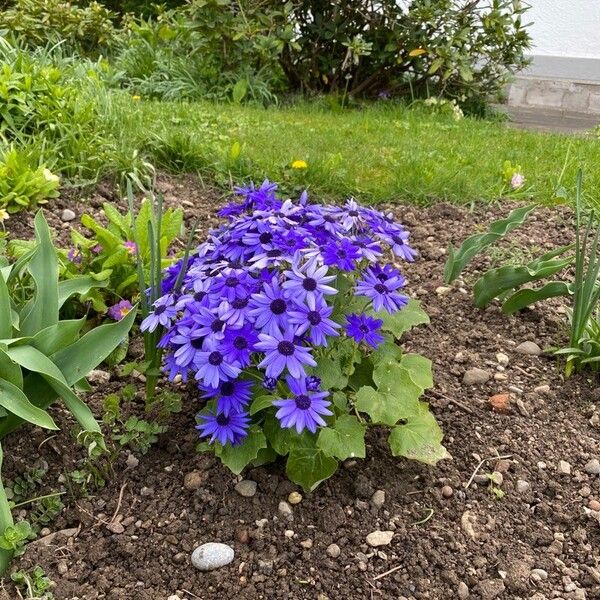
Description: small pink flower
xmin=68 ymin=248 xmax=82 ymax=265
xmin=107 ymin=300 xmax=133 ymax=321
xmin=511 ymin=173 xmax=525 ymax=189
xmin=124 ymin=241 xmax=138 ymax=255
xmin=91 ymin=244 xmax=102 ymax=254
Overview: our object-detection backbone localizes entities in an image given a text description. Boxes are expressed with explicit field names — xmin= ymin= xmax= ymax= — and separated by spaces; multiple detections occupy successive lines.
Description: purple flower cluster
xmin=141 ymin=181 xmax=415 ymax=447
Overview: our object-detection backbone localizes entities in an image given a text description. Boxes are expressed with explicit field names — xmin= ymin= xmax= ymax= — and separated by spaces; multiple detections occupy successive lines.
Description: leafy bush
xmin=142 ymin=182 xmax=445 ymax=491
xmin=0 ymin=147 xmax=59 ymax=213
xmin=0 ymin=0 xmax=118 ymax=54
xmin=0 ymin=211 xmax=135 ymax=574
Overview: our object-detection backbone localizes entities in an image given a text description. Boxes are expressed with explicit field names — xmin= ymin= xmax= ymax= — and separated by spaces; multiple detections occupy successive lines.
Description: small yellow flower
xmin=291 ymin=159 xmax=308 ymax=170
xmin=132 ymin=95 xmax=141 ymax=101
xmin=43 ymin=168 xmax=60 ymax=183
xmin=0 ymin=209 xmax=9 ymax=222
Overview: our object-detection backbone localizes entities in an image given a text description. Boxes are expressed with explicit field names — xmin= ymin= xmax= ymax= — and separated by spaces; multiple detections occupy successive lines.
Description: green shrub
xmin=0 ymin=147 xmax=59 ymax=213
xmin=0 ymin=0 xmax=119 ymax=55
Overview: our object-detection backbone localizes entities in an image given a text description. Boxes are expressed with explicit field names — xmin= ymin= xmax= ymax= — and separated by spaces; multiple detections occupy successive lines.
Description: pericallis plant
xmin=142 ymin=181 xmax=447 ymax=491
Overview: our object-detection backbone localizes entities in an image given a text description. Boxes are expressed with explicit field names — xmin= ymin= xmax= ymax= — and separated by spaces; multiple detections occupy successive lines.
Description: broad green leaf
xmin=232 ymin=79 xmax=247 ymax=104
xmin=58 ymin=277 xmax=108 ymax=308
xmin=0 ymin=378 xmax=57 ymax=430
xmin=160 ymin=208 xmax=184 ymax=245
xmin=332 ymin=391 xmax=348 ymax=412
xmin=135 ymin=199 xmax=152 ymax=255
xmin=102 ymin=248 xmax=129 ymax=269
xmin=0 ymin=348 xmax=22 ymax=389
xmin=388 ymin=403 xmax=448 ymax=465
xmin=348 ymin=357 xmax=375 ymax=391
xmin=81 ymin=214 xmax=122 ymax=249
xmin=20 ymin=211 xmax=58 ymax=335
xmin=502 ymin=281 xmax=574 ymax=314
xmin=215 ymin=426 xmax=266 ymax=475
xmin=372 ymin=299 xmax=429 ymax=339
xmin=473 ymin=252 xmax=573 ymax=308
xmin=317 ymin=414 xmax=366 ymax=460
xmin=102 ymin=202 xmax=130 ymax=236
xmin=249 ymin=395 xmax=274 ymax=415
xmin=30 ymin=316 xmax=86 ymax=356
xmin=444 ymin=203 xmax=537 ymax=283
xmin=251 ymin=445 xmax=277 ymax=467
xmin=52 ymin=306 xmax=136 ymax=386
xmin=263 ymin=414 xmax=312 ymax=456
xmin=400 ymin=354 xmax=433 ymax=390
xmin=370 ymin=338 xmax=403 ymax=367
xmin=286 ymin=446 xmax=338 ymax=492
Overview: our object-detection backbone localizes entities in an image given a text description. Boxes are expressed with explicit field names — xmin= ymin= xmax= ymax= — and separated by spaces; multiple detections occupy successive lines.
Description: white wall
xmin=527 ymin=0 xmax=600 ymax=59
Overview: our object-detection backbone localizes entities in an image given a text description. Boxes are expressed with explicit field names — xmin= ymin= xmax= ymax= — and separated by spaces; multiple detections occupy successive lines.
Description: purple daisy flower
xmin=255 ymin=328 xmax=316 ymax=379
xmin=346 ymin=313 xmax=384 ymax=348
xmin=389 ymin=230 xmax=417 ymax=262
xmin=191 ymin=305 xmax=230 ymax=341
xmin=196 ymin=410 xmax=250 ymax=446
xmin=193 ymin=340 xmax=241 ymax=388
xmin=248 ymin=279 xmax=292 ymax=335
xmin=355 ymin=268 xmax=408 ymax=313
xmin=322 ymin=239 xmax=361 ymax=271
xmin=201 ymin=379 xmax=253 ymax=416
xmin=141 ymin=294 xmax=178 ymax=332
xmin=222 ymin=324 xmax=259 ymax=367
xmin=107 ymin=299 xmax=133 ymax=321
xmin=170 ymin=324 xmax=205 ymax=368
xmin=209 ymin=268 xmax=252 ymax=302
xmin=282 ymin=259 xmax=337 ymax=302
xmin=273 ymin=376 xmax=332 ymax=434
xmin=288 ymin=295 xmax=340 ymax=346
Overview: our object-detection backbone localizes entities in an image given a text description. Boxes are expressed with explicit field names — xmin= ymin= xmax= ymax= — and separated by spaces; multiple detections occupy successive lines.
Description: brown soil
xmin=2 ymin=175 xmax=599 ymax=600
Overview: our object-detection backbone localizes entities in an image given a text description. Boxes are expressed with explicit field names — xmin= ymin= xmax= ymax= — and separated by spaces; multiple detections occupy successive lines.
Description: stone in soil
xmin=489 ymin=393 xmax=510 ymax=413
xmin=191 ymin=542 xmax=234 ymax=571
xmin=457 ymin=581 xmax=469 ymax=599
xmin=557 ymin=460 xmax=571 ymax=475
xmin=234 ymin=480 xmax=257 ymax=497
xmin=366 ymin=530 xmax=394 ymax=547
xmin=515 ymin=341 xmax=542 ymax=355
xmin=183 ymin=471 xmax=205 ymax=491
xmin=371 ymin=489 xmax=385 ymax=508
xmin=60 ymin=208 xmax=76 ymax=222
xmin=326 ymin=543 xmax=341 ymax=558
xmin=278 ymin=501 xmax=293 ymax=520
xmin=584 ymin=458 xmax=600 ymax=474
xmin=87 ymin=369 xmax=110 ymax=385
xmin=475 ymin=579 xmax=505 ymax=599
xmin=287 ymin=491 xmax=302 ymax=505
xmin=463 ymin=368 xmax=490 ymax=385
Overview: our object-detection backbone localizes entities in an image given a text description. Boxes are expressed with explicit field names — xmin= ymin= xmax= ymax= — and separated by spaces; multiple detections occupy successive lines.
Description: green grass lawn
xmin=110 ymin=95 xmax=600 ymax=206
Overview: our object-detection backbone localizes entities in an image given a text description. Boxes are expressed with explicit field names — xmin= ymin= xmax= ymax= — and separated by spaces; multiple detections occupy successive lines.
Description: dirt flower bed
xmin=2 ymin=176 xmax=599 ymax=600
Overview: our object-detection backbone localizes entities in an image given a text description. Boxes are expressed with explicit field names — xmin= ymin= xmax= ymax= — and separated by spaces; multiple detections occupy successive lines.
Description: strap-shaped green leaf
xmin=502 ymin=282 xmax=574 ymax=314
xmin=52 ymin=306 xmax=137 ymax=386
xmin=0 ymin=348 xmax=22 ymax=389
xmin=58 ymin=277 xmax=109 ymax=308
xmin=20 ymin=211 xmax=59 ymax=336
xmin=0 ymin=271 xmax=11 ymax=340
xmin=444 ymin=203 xmax=537 ymax=283
xmin=30 ymin=316 xmax=86 ymax=356
xmin=0 ymin=378 xmax=57 ymax=430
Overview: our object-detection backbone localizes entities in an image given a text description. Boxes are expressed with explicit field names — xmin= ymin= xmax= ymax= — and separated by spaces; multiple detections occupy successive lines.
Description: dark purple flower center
xmin=211 ymin=319 xmax=225 ymax=333
xmin=155 ymin=305 xmax=167 ymax=315
xmin=277 ymin=341 xmax=295 ymax=356
xmin=270 ymin=299 xmax=287 ymax=315
xmin=267 ymin=249 xmax=281 ymax=258
xmin=233 ymin=336 xmax=248 ymax=350
xmin=302 ymin=277 xmax=317 ymax=291
xmin=308 ymin=311 xmax=322 ymax=325
xmin=359 ymin=324 xmax=370 ymax=334
xmin=216 ymin=413 xmax=230 ymax=426
xmin=337 ymin=249 xmax=347 ymax=258
xmin=295 ymin=394 xmax=311 ymax=410
xmin=220 ymin=381 xmax=235 ymax=396
xmin=231 ymin=296 xmax=249 ymax=309
xmin=259 ymin=232 xmax=273 ymax=244
xmin=374 ymin=283 xmax=388 ymax=294
xmin=376 ymin=273 xmax=388 ymax=282
xmin=208 ymin=351 xmax=223 ymax=366
xmin=194 ymin=291 xmax=206 ymax=302
xmin=191 ymin=337 xmax=204 ymax=350
xmin=225 ymin=276 xmax=239 ymax=287
xmin=324 ymin=215 xmax=336 ymax=223
xmin=393 ymin=236 xmax=404 ymax=246
xmin=349 ymin=210 xmax=359 ymax=217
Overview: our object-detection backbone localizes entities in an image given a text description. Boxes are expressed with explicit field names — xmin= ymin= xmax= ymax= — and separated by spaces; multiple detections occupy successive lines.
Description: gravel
xmin=462 ymin=368 xmax=490 ymax=385
xmin=234 ymin=480 xmax=257 ymax=498
xmin=584 ymin=458 xmax=600 ymax=475
xmin=60 ymin=208 xmax=76 ymax=222
xmin=515 ymin=341 xmax=542 ymax=356
xmin=326 ymin=543 xmax=341 ymax=558
xmin=366 ymin=530 xmax=394 ymax=547
xmin=371 ymin=489 xmax=386 ymax=508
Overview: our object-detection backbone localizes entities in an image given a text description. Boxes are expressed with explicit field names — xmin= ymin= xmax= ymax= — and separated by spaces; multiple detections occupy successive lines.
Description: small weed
xmin=11 ymin=565 xmax=55 ymax=599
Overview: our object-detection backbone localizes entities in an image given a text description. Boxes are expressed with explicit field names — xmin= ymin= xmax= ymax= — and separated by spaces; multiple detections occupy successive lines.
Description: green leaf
xmin=20 ymin=211 xmax=58 ymax=336
xmin=0 ymin=378 xmax=57 ymax=430
xmin=215 ymin=426 xmax=267 ymax=475
xmin=317 ymin=414 xmax=366 ymax=461
xmin=388 ymin=403 xmax=448 ymax=466
xmin=232 ymin=79 xmax=247 ymax=104
xmin=372 ymin=299 xmax=429 ymax=338
xmin=313 ymin=338 xmax=358 ymax=390
xmin=58 ymin=277 xmax=108 ymax=308
xmin=501 ymin=281 xmax=574 ymax=314
xmin=286 ymin=446 xmax=338 ymax=492
xmin=428 ymin=57 xmax=444 ymax=74
xmin=444 ymin=203 xmax=537 ymax=283
xmin=473 ymin=250 xmax=573 ymax=308
xmin=30 ymin=316 xmax=86 ymax=356
xmin=0 ymin=348 xmax=22 ymax=389
xmin=52 ymin=307 xmax=137 ymax=386
xmin=400 ymin=354 xmax=433 ymax=390
xmin=0 ymin=273 xmax=11 ymax=339
xmin=263 ymin=414 xmax=312 ymax=456
xmin=249 ymin=395 xmax=274 ymax=415
xmin=102 ymin=202 xmax=130 ymax=237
